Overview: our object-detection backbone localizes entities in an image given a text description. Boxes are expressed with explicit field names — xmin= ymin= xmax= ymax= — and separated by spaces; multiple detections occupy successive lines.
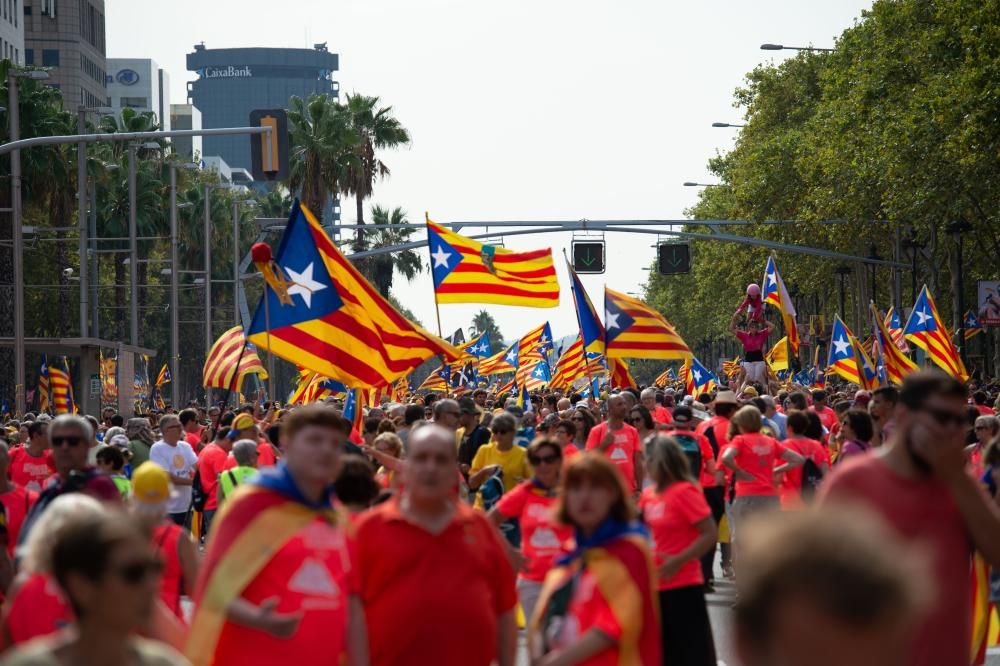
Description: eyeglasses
xmin=51 ymin=436 xmax=84 ymax=448
xmin=571 ymin=416 xmax=584 ymax=422
xmin=111 ymin=559 xmax=164 ymax=585
xmin=923 ymin=406 xmax=967 ymax=429
xmin=529 ymin=453 xmax=560 ymax=466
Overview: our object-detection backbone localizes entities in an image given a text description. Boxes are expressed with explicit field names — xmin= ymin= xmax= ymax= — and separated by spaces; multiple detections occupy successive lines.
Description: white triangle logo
xmin=288 ymin=558 xmax=340 ymax=597
xmin=610 ymin=447 xmax=628 ymax=461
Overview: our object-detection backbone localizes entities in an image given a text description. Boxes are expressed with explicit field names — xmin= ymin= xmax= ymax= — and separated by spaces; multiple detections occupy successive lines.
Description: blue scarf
xmin=557 ymin=517 xmax=649 ymax=566
xmin=249 ymin=461 xmax=336 ymax=510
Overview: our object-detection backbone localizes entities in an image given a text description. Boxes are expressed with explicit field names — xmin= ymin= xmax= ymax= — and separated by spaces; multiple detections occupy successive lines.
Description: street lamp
xmin=712 ymin=122 xmax=745 ymax=128
xmin=760 ymin=43 xmax=835 ymax=52
xmin=902 ymin=232 xmax=922 ymax=304
xmin=946 ymin=220 xmax=974 ymax=364
xmin=9 ymin=67 xmax=50 ymax=416
xmin=76 ymin=104 xmax=115 ymax=340
xmin=232 ymin=199 xmax=258 ymax=326
xmin=867 ymin=244 xmax=880 ymax=306
xmin=834 ymin=265 xmax=851 ymax=316
xmin=683 ymin=181 xmax=723 ymax=187
xmin=169 ymin=162 xmax=199 ymax=407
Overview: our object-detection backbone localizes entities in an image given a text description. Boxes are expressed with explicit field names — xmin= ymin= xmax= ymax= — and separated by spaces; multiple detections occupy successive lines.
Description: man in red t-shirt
xmin=586 ymin=394 xmax=643 ymax=494
xmin=0 ymin=443 xmax=37 ymax=557
xmin=819 ymin=370 xmax=1000 ymax=666
xmin=8 ymin=421 xmax=55 ymax=493
xmin=355 ymin=425 xmax=517 ymax=666
xmin=179 ymin=408 xmax=204 ymax=451
xmin=641 ymin=388 xmax=672 ymax=426
xmin=811 ymin=389 xmax=838 ymax=433
xmin=196 ymin=428 xmax=234 ymax=536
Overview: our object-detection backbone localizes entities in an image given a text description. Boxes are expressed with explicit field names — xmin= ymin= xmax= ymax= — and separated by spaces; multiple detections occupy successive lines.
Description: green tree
xmin=287 ymin=94 xmax=357 ymax=222
xmin=357 ymin=205 xmax=422 ymax=298
xmin=342 ymin=94 xmax=410 ymax=249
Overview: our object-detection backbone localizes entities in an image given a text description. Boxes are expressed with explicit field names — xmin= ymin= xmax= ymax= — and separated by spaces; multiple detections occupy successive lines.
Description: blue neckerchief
xmin=249 ymin=461 xmax=336 ymax=510
xmin=556 ymin=517 xmax=648 ymax=566
xmin=530 ymin=476 xmax=557 ymax=497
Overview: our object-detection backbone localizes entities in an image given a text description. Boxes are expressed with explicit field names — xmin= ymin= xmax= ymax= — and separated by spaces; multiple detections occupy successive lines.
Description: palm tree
xmin=287 ymin=94 xmax=357 ymax=222
xmin=357 ymin=206 xmax=422 ymax=298
xmin=342 ymin=94 xmax=410 ymax=249
xmin=472 ymin=311 xmax=504 ymax=351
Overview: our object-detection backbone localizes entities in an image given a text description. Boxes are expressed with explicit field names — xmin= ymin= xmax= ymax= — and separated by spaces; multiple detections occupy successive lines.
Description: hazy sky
xmin=107 ymin=0 xmax=872 ymax=343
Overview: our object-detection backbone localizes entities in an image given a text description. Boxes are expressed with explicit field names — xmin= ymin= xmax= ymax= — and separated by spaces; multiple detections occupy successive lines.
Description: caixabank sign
xmin=196 ymin=65 xmax=253 ymax=79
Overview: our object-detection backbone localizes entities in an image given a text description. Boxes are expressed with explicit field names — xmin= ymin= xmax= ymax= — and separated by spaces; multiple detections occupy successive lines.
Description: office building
xmin=186 ymin=42 xmax=339 ymax=171
xmin=106 ymin=58 xmax=170 ymax=129
xmin=0 ymin=0 xmax=24 ymax=64
xmin=24 ymin=0 xmax=107 ymax=109
xmin=169 ymin=103 xmax=202 ymax=160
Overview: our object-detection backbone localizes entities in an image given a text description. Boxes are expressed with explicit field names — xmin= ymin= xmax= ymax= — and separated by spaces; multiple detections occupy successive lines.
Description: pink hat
xmin=746 ymin=283 xmax=761 ymax=298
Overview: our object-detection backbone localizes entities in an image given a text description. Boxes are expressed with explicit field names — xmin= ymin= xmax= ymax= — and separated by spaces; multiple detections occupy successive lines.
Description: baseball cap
xmin=232 ymin=413 xmax=256 ymax=431
xmin=742 ymin=386 xmax=759 ymax=397
xmin=672 ymin=405 xmax=694 ymax=424
xmin=457 ymin=397 xmax=479 ymax=415
xmin=131 ymin=462 xmax=172 ymax=507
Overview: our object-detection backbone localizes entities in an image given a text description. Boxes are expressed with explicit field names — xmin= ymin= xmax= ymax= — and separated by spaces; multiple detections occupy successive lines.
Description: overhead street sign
xmin=572 ymin=241 xmax=605 ymax=274
xmin=657 ymin=243 xmax=690 ymax=275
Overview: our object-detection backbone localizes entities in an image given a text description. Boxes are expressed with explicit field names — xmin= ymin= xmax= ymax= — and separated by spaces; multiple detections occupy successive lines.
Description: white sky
xmin=107 ymin=0 xmax=872 ymax=342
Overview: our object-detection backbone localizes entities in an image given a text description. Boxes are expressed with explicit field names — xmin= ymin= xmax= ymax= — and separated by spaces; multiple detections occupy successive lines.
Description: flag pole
xmin=426 ymin=212 xmax=445 ymax=339
xmin=261 ymin=283 xmax=276 ymax=402
xmin=563 ymin=250 xmax=598 ymax=401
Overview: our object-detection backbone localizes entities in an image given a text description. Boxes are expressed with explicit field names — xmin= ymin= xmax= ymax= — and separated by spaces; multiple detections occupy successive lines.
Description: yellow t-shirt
xmin=470 ymin=443 xmax=531 ymax=501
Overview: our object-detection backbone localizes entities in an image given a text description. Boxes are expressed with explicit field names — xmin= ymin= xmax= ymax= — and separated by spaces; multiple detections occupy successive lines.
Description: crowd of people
xmin=0 ymin=366 xmax=994 ymax=665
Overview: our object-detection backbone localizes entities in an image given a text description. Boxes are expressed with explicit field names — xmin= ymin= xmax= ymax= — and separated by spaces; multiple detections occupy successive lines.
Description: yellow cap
xmin=131 ymin=462 xmax=171 ymax=505
xmin=232 ymin=413 xmax=256 ymax=431
xmin=742 ymin=386 xmax=759 ymax=397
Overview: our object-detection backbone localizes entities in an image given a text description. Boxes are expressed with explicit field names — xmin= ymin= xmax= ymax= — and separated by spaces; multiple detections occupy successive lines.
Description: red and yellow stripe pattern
xmin=203 ymin=326 xmax=268 ymax=390
xmin=604 ymin=288 xmax=691 ymax=361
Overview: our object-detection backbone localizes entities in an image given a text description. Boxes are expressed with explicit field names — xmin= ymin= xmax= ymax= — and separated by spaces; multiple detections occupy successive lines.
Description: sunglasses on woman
xmin=529 ymin=453 xmax=560 ymax=466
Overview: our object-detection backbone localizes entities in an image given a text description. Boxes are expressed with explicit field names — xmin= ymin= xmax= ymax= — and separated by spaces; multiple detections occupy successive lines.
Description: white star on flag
xmin=832 ymin=335 xmax=851 ymax=357
xmin=766 ymin=271 xmax=777 ymax=286
xmin=285 ymin=263 xmax=327 ymax=309
xmin=916 ymin=309 xmax=932 ymax=326
xmin=693 ymin=369 xmax=702 ymax=382
xmin=431 ymin=246 xmax=452 ymax=269
xmin=505 ymin=350 xmax=517 ymax=364
xmin=605 ymin=312 xmax=621 ymax=330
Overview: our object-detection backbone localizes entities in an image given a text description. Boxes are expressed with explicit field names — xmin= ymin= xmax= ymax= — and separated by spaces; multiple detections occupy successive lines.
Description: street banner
xmin=977 ymin=281 xmax=1000 ymax=327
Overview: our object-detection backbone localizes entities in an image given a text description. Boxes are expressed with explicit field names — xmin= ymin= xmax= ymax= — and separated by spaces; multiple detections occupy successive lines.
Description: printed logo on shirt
xmin=525 ymin=503 xmax=554 ymax=521
xmin=609 ymin=447 xmax=628 ymax=461
xmin=288 ymin=558 xmax=341 ymax=599
xmin=171 ymin=453 xmax=186 ymax=470
xmin=751 ymin=443 xmax=772 ymax=456
xmin=529 ymin=527 xmax=562 ymax=550
xmin=644 ymin=501 xmax=665 ymax=521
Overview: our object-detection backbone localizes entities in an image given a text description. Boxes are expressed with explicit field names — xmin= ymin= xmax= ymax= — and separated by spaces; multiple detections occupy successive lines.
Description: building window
xmin=121 ymin=96 xmax=148 ymax=109
xmin=42 ymin=49 xmax=59 ymax=67
xmin=24 ymin=48 xmax=32 ymax=65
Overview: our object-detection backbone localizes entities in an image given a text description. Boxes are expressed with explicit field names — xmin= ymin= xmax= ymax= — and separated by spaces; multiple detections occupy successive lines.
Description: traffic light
xmin=249 ymin=109 xmax=289 ymax=181
xmin=657 ymin=243 xmax=690 ymax=275
xmin=572 ymin=241 xmax=605 ymax=274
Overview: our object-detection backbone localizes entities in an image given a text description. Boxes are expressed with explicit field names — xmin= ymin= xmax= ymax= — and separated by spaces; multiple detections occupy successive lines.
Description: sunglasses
xmin=111 ymin=559 xmax=164 ymax=585
xmin=924 ymin=406 xmax=967 ymax=429
xmin=571 ymin=416 xmax=584 ymax=421
xmin=51 ymin=436 xmax=84 ymax=448
xmin=529 ymin=453 xmax=560 ymax=466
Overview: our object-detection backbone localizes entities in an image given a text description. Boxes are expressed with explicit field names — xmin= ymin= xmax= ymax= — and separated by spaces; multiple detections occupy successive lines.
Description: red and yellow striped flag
xmin=550 ymin=338 xmax=585 ymax=391
xmin=903 ymin=286 xmax=968 ymax=381
xmin=608 ymin=357 xmax=637 ymax=389
xmin=49 ymin=358 xmax=75 ymax=415
xmin=604 ymin=288 xmax=691 ymax=360
xmin=427 ymin=217 xmax=559 ymax=308
xmin=202 ymin=326 xmax=268 ymax=390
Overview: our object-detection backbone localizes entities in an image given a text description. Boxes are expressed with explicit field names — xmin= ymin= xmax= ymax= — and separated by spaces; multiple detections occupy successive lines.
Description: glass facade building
xmin=186 ymin=43 xmax=339 ymax=172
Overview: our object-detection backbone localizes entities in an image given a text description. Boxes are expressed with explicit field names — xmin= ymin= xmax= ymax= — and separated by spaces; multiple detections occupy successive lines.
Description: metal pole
xmin=9 ymin=74 xmax=24 ymax=416
xmin=89 ymin=181 xmax=98 ymax=337
xmin=911 ymin=245 xmax=918 ymax=304
xmin=838 ymin=273 xmax=846 ymax=316
xmin=127 ymin=145 xmax=139 ymax=346
xmin=233 ymin=201 xmax=240 ymax=327
xmin=76 ymin=108 xmax=88 ymax=338
xmin=169 ymin=166 xmax=180 ymax=408
xmin=957 ymin=231 xmax=967 ymax=367
xmin=204 ymin=183 xmax=212 ymax=363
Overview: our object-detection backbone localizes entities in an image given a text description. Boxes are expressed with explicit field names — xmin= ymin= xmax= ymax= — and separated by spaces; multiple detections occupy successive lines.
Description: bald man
xmin=355 ymin=426 xmax=517 ymax=666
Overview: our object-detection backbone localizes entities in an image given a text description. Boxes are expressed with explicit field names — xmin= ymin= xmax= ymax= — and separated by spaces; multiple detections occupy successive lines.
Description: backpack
xmin=800 ymin=457 xmax=825 ymax=500
xmin=190 ymin=468 xmax=207 ymax=512
xmin=478 ymin=469 xmax=505 ymax=512
xmin=671 ymin=432 xmax=704 ymax=479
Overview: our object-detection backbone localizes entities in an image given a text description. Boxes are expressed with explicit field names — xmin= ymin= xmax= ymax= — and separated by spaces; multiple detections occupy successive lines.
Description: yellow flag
xmin=766 ymin=336 xmax=789 ymax=372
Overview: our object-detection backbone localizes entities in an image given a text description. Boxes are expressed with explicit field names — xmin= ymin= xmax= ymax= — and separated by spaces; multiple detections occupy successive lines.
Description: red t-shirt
xmin=4 ymin=573 xmax=72 ymax=646
xmin=548 ymin=568 xmax=623 ymax=666
xmin=184 ymin=430 xmax=203 ymax=451
xmin=778 ymin=437 xmax=829 ymax=509
xmin=8 ymin=448 xmax=55 ymax=493
xmin=728 ymin=433 xmax=785 ymax=497
xmin=214 ymin=516 xmax=357 ymax=664
xmin=639 ymin=482 xmax=711 ymax=590
xmin=812 ymin=405 xmax=838 ymax=432
xmin=652 ymin=406 xmax=673 ymax=426
xmin=0 ymin=485 xmax=37 ymax=556
xmin=586 ymin=422 xmax=641 ymax=492
xmin=495 ymin=482 xmax=573 ymax=582
xmin=735 ymin=329 xmax=769 ymax=353
xmin=196 ymin=443 xmax=230 ymax=512
xmin=818 ymin=456 xmax=974 ymax=666
xmin=355 ymin=500 xmax=517 ymax=666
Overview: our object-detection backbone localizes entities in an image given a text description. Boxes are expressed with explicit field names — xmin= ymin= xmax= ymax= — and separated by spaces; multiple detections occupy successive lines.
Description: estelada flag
xmin=903 ymin=285 xmax=968 ymax=381
xmin=427 ymin=215 xmax=559 ymax=308
xmin=247 ymin=202 xmax=461 ymax=389
xmin=604 ymin=288 xmax=691 ymax=361
xmin=762 ymin=256 xmax=800 ymax=356
xmin=203 ymin=326 xmax=268 ymax=390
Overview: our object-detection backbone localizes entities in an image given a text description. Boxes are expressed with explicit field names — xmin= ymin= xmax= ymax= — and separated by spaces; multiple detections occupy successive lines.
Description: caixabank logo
xmin=196 ymin=65 xmax=253 ymax=79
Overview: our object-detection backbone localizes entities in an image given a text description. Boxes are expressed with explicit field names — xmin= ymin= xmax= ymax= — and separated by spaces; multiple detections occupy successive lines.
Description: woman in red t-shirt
xmin=640 ymin=435 xmax=717 ymax=666
xmin=722 ymin=406 xmax=804 ymax=534
xmin=776 ymin=410 xmax=831 ymax=510
xmin=489 ymin=438 xmax=573 ymax=623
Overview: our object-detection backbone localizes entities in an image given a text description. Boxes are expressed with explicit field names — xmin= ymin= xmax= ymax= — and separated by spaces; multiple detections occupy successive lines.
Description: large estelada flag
xmin=604 ymin=288 xmax=691 ymax=360
xmin=566 ymin=260 xmax=606 ymax=354
xmin=550 ymin=337 xmax=585 ymax=391
xmin=871 ymin=304 xmax=917 ymax=385
xmin=762 ymin=256 xmax=800 ymax=356
xmin=427 ymin=216 xmax=559 ymax=307
xmin=827 ymin=315 xmax=875 ymax=389
xmin=203 ymin=326 xmax=268 ymax=390
xmin=247 ymin=202 xmax=461 ymax=389
xmin=903 ymin=285 xmax=968 ymax=381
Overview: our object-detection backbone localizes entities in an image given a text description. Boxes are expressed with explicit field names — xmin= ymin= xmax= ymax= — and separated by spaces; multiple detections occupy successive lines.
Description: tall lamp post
xmin=126 ymin=140 xmax=160 ymax=347
xmin=947 ymin=219 xmax=974 ymax=365
xmin=232 ymin=199 xmax=257 ymax=327
xmin=868 ymin=245 xmax=881 ymax=306
xmin=9 ymin=68 xmax=50 ymax=416
xmin=76 ymin=105 xmax=114 ymax=338
xmin=834 ymin=265 xmax=851 ymax=317
xmin=903 ymin=231 xmax=922 ymax=304
xmin=169 ymin=162 xmax=198 ymax=408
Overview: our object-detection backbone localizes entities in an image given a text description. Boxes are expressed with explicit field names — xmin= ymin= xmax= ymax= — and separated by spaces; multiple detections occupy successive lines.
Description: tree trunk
xmin=354 ymin=194 xmax=365 ymax=251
